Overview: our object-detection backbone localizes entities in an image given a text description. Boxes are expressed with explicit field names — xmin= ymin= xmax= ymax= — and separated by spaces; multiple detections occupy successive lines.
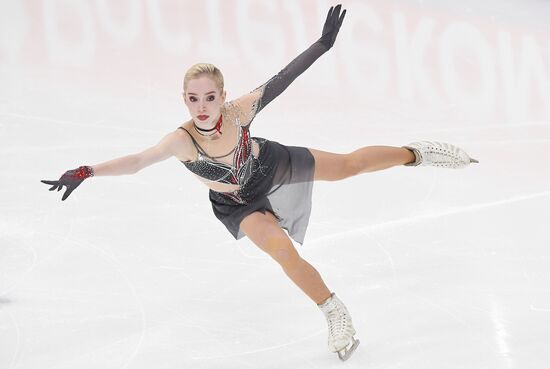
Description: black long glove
xmin=319 ymin=4 xmax=347 ymax=49
xmin=41 ymin=166 xmax=94 ymax=201
xmin=255 ymin=4 xmax=347 ymax=113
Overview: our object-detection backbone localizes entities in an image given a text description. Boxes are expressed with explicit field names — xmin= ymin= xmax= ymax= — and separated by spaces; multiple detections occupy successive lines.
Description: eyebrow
xmin=187 ymin=91 xmax=217 ymax=96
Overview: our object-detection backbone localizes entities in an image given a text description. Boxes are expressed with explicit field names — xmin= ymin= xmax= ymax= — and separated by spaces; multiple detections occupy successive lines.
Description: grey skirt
xmin=208 ymin=138 xmax=315 ymax=245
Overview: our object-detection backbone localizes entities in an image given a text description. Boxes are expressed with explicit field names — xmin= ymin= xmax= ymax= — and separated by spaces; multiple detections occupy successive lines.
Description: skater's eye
xmin=207 ymin=95 xmax=215 ymax=102
xmin=189 ymin=96 xmax=198 ymax=102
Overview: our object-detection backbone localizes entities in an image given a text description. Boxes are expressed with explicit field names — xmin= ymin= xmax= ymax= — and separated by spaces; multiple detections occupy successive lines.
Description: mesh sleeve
xmin=224 ymin=40 xmax=329 ymax=127
xmin=256 ymin=41 xmax=328 ymax=113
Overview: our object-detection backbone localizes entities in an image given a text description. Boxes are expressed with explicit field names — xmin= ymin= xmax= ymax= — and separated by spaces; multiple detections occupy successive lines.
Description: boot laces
xmin=325 ymin=301 xmax=348 ymax=337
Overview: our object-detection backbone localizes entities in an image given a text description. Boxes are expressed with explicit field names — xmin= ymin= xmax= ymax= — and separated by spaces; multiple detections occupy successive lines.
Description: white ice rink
xmin=2 ymin=1 xmax=550 ymax=368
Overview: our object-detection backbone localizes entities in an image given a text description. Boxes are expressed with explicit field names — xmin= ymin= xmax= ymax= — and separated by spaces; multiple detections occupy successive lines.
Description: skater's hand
xmin=41 ymin=166 xmax=94 ymax=201
xmin=318 ymin=4 xmax=347 ymax=49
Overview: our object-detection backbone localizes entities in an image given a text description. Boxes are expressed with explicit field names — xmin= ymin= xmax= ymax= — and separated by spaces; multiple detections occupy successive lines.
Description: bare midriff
xmin=199 ymin=178 xmax=242 ymax=193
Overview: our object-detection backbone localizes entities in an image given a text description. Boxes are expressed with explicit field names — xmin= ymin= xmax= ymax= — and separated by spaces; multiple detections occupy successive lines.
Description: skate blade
xmin=337 ymin=337 xmax=360 ymax=361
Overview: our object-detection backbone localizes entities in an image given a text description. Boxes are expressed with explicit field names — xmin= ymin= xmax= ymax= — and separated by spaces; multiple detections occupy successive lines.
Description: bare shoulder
xmin=171 ymin=120 xmax=195 ymax=161
xmin=133 ymin=121 xmax=197 ymax=170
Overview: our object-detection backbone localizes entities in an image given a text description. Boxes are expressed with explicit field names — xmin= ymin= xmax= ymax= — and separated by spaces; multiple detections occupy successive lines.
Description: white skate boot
xmin=318 ymin=292 xmax=360 ymax=361
xmin=403 ymin=141 xmax=479 ymax=169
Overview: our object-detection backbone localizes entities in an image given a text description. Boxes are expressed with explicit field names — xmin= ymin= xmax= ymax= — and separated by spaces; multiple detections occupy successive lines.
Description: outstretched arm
xmin=256 ymin=4 xmax=347 ymax=113
xmin=41 ymin=130 xmax=186 ymax=201
xmin=92 ymin=131 xmax=178 ymax=176
xmin=230 ymin=4 xmax=346 ymax=126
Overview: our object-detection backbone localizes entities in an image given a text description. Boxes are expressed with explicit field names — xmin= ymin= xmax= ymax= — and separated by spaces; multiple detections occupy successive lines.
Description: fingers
xmin=325 ymin=6 xmax=333 ymax=25
xmin=319 ymin=4 xmax=346 ymax=49
xmin=42 ymin=179 xmax=67 ymax=198
xmin=333 ymin=4 xmax=342 ymax=16
xmin=329 ymin=4 xmax=345 ymax=27
xmin=332 ymin=4 xmax=342 ymax=23
xmin=42 ymin=179 xmax=79 ymax=201
xmin=42 ymin=177 xmax=83 ymax=201
xmin=337 ymin=9 xmax=346 ymax=27
xmin=41 ymin=180 xmax=61 ymax=191
xmin=61 ymin=187 xmax=73 ymax=201
xmin=63 ymin=180 xmax=83 ymax=201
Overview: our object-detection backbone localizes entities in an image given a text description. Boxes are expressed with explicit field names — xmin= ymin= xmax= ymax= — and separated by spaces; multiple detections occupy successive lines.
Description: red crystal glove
xmin=41 ymin=166 xmax=94 ymax=201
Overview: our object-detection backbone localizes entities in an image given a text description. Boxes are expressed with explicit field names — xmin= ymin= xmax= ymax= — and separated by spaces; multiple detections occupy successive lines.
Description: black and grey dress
xmin=178 ymin=40 xmax=331 ymax=245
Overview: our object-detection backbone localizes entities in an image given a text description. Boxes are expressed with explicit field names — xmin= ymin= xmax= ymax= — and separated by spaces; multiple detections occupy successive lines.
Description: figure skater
xmin=41 ymin=4 xmax=477 ymax=361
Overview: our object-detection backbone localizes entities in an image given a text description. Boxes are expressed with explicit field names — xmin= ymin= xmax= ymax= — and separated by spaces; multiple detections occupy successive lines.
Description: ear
xmin=221 ymin=90 xmax=227 ymax=103
xmin=182 ymin=92 xmax=189 ymax=106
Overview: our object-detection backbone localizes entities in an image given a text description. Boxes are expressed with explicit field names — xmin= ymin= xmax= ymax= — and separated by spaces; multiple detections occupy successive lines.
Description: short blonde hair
xmin=183 ymin=63 xmax=224 ymax=93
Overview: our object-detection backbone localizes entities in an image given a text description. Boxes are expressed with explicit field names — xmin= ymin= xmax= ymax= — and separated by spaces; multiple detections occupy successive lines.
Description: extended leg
xmin=309 ymin=140 xmax=478 ymax=181
xmin=309 ymin=146 xmax=415 ymax=181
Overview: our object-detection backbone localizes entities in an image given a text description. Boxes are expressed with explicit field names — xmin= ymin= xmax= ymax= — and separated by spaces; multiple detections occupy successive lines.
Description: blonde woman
xmin=41 ymin=4 xmax=477 ymax=361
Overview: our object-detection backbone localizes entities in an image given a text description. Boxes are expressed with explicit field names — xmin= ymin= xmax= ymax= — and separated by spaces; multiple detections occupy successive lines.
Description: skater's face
xmin=183 ymin=75 xmax=226 ymax=129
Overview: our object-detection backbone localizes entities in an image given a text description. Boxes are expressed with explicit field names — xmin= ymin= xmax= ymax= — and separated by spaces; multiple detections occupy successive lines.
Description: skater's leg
xmin=240 ymin=211 xmax=331 ymax=304
xmin=308 ymin=146 xmax=415 ymax=181
xmin=241 ymin=212 xmax=360 ymax=360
